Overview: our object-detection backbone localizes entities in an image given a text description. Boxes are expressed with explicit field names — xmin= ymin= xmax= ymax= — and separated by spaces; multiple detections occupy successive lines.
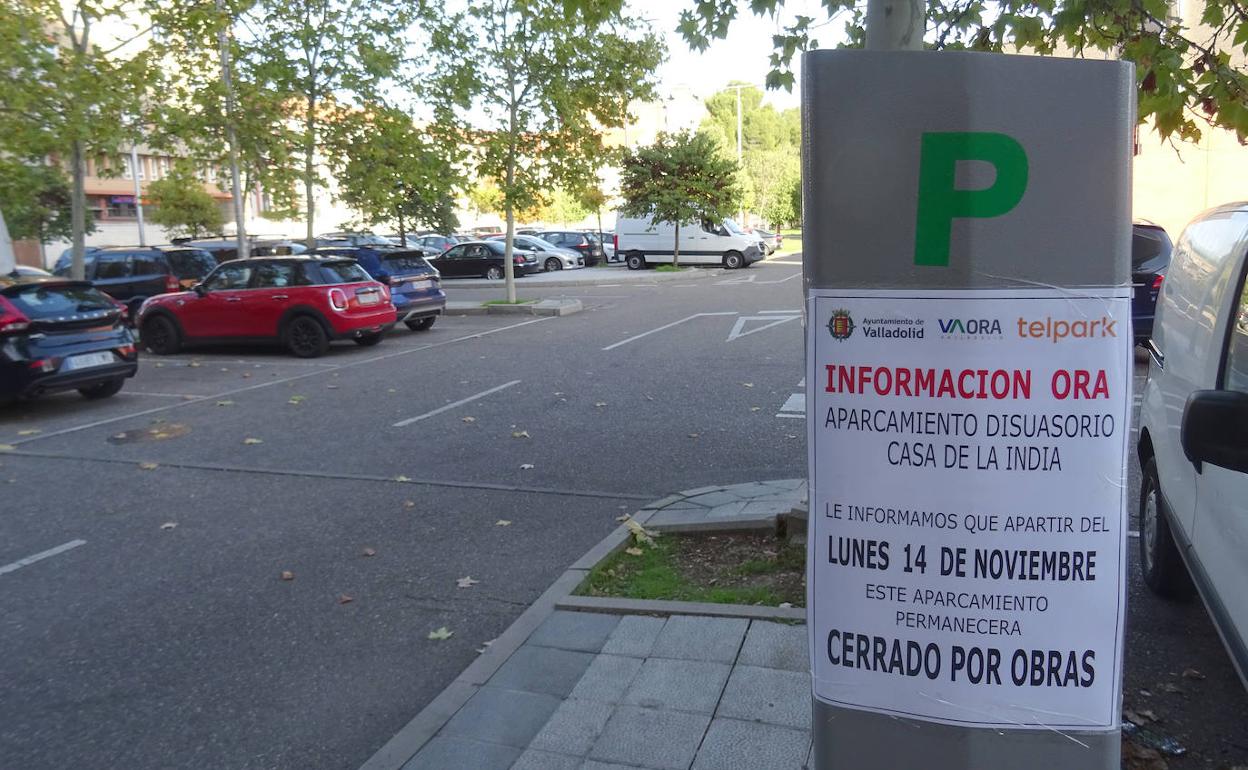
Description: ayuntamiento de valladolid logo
xmin=828 ymin=309 xmax=855 ymax=340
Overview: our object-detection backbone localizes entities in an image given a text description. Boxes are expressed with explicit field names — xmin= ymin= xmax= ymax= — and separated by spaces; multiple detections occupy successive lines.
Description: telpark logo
xmin=1017 ymin=316 xmax=1117 ymax=342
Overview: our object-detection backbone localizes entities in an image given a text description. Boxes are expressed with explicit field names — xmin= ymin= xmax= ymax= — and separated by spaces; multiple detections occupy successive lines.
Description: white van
xmin=1138 ymin=201 xmax=1248 ymax=686
xmin=614 ymin=214 xmax=764 ymax=270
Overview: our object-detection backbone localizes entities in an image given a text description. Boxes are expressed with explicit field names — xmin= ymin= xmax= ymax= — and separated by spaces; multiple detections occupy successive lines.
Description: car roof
xmin=0 ymin=274 xmax=94 ymax=292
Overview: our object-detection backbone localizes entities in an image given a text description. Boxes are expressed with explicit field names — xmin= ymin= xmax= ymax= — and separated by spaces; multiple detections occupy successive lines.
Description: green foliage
xmin=0 ymin=160 xmax=77 ymax=243
xmin=426 ymin=0 xmax=665 ymax=297
xmin=468 ymin=180 xmax=504 ymax=219
xmin=618 ymin=131 xmax=742 ymax=266
xmin=678 ymin=0 xmax=1248 ymax=143
xmin=146 ymin=162 xmax=226 ymax=238
xmin=701 ymin=84 xmax=800 ymax=227
xmin=330 ymin=107 xmax=463 ymax=235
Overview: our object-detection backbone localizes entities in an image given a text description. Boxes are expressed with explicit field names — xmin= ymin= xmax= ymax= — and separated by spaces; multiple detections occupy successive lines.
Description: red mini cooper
xmin=137 ymin=257 xmax=396 ymax=358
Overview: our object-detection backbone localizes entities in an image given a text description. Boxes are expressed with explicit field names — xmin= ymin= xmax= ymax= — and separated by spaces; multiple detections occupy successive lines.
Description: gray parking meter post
xmin=803 ymin=50 xmax=1134 ymax=769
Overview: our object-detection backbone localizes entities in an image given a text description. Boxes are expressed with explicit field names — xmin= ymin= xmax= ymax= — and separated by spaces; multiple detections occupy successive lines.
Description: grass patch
xmin=482 ymin=298 xmax=538 ymax=306
xmin=578 ymin=531 xmax=805 ymax=607
xmin=776 ymin=228 xmax=802 ymax=256
xmin=654 ymin=264 xmax=685 ymax=273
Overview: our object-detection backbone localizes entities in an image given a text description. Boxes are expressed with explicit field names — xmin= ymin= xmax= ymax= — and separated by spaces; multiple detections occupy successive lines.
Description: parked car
xmin=754 ymin=229 xmax=780 ymax=255
xmin=614 ymin=215 xmax=764 ymax=270
xmin=173 ymin=236 xmax=307 ymax=262
xmin=426 ymin=240 xmax=539 ymax=279
xmin=1132 ymin=222 xmax=1174 ymax=345
xmin=408 ymin=234 xmax=462 ymax=254
xmin=53 ymin=245 xmax=218 ymax=316
xmin=1137 ymin=201 xmax=1248 ymax=688
xmin=138 ymin=256 xmax=395 ymax=358
xmin=315 ymin=232 xmax=397 ymax=248
xmin=487 ymin=234 xmax=583 ymax=271
xmin=726 ymin=219 xmax=770 ymax=256
xmin=536 ymin=230 xmax=605 ymax=266
xmin=588 ymin=230 xmax=617 ymax=262
xmin=0 ymin=274 xmax=138 ymax=404
xmin=312 ymin=246 xmax=445 ymax=331
xmin=12 ymin=266 xmax=52 ymax=277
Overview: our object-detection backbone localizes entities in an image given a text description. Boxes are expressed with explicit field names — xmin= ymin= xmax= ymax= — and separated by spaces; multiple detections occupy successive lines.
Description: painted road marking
xmin=777 ymin=377 xmax=806 ymax=419
xmin=0 ymin=539 xmax=87 ymax=576
xmin=393 ymin=380 xmax=523 ymax=427
xmin=602 ymin=312 xmax=738 ymax=351
xmin=717 ymin=272 xmax=801 ymax=286
xmin=758 ymin=309 xmax=802 ymax=314
xmin=726 ymin=314 xmax=801 ymax=342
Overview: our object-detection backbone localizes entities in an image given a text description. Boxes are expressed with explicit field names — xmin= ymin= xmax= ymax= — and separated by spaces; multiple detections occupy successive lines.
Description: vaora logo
xmin=938 ymin=318 xmax=1002 ymax=337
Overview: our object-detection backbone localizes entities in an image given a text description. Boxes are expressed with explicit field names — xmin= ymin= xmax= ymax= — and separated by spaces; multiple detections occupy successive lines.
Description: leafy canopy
xmin=678 ymin=0 xmax=1248 ymax=143
xmin=146 ymin=162 xmax=226 ymax=238
xmin=0 ymin=160 xmax=78 ymax=243
xmin=618 ymin=131 xmax=743 ymax=232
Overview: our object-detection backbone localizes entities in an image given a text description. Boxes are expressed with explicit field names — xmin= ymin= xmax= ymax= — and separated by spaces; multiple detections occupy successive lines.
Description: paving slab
xmin=510 ymin=748 xmax=581 ymax=770
xmin=567 ymin=653 xmax=644 ymax=704
xmin=440 ymin=686 xmax=562 ymax=747
xmin=691 ymin=718 xmax=810 ymax=770
xmin=600 ymin=615 xmax=666 ymax=658
xmin=401 ymin=735 xmax=520 ymax=770
xmin=650 ymin=615 xmax=749 ymax=664
xmin=489 ymin=645 xmax=595 ymax=698
xmin=716 ymin=665 xmax=812 ymax=730
xmin=738 ymin=621 xmax=809 ymax=672
xmin=684 ymin=491 xmax=743 ymax=508
xmin=621 ymin=658 xmax=731 ymax=714
xmin=527 ymin=610 xmax=620 ymax=653
xmin=530 ymin=699 xmax=615 ymax=756
xmin=588 ymin=705 xmax=711 ymax=770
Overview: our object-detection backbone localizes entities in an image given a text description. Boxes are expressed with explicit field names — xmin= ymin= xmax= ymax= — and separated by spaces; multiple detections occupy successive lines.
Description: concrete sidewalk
xmin=363 ymin=479 xmax=811 ymax=770
xmin=448 ymin=264 xmax=723 ymax=289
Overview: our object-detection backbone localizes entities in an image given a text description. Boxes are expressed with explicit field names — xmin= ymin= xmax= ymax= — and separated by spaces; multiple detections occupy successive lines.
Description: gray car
xmin=488 ymin=234 xmax=584 ymax=271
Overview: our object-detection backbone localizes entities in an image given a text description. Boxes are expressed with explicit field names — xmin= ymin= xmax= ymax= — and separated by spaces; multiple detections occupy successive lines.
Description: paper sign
xmin=806 ymin=288 xmax=1131 ymax=730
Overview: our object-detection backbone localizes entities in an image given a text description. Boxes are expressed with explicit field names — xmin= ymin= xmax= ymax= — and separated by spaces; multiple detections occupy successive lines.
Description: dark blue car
xmin=1132 ymin=223 xmax=1173 ymax=345
xmin=312 ymin=247 xmax=446 ymax=331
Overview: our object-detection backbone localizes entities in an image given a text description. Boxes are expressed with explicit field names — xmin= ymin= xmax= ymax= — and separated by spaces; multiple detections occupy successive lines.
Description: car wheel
xmin=406 ymin=316 xmax=436 ymax=331
xmin=142 ymin=315 xmax=180 ymax=355
xmin=286 ymin=316 xmax=330 ymax=358
xmin=354 ymin=331 xmax=384 ymax=347
xmin=626 ymin=252 xmax=646 ymax=270
xmin=724 ymin=251 xmax=744 ymax=269
xmin=1139 ymin=456 xmax=1194 ymax=599
xmin=78 ymin=377 xmax=125 ymax=400
xmin=486 ymin=266 xmax=504 ymax=280
xmin=545 ymin=257 xmax=562 ymax=272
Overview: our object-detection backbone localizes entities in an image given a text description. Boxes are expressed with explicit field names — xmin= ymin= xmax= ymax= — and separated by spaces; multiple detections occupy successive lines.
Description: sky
xmin=630 ymin=0 xmax=842 ymax=110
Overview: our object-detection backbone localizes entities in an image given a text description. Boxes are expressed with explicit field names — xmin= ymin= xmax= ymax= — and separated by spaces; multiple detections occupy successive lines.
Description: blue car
xmin=312 ymin=246 xmax=446 ymax=331
xmin=1131 ymin=223 xmax=1172 ymax=345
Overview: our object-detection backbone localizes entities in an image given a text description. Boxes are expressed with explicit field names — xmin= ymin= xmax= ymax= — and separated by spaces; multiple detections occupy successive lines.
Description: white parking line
xmin=758 ymin=309 xmax=802 ymax=314
xmin=0 ymin=539 xmax=87 ymax=576
xmin=393 ymin=380 xmax=522 ymax=427
xmin=602 ymin=312 xmax=738 ymax=351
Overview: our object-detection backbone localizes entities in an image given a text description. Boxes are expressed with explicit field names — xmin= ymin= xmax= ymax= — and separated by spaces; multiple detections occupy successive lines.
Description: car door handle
xmin=224 ymin=297 xmax=242 ymax=302
xmin=270 ymin=295 xmax=288 ymax=300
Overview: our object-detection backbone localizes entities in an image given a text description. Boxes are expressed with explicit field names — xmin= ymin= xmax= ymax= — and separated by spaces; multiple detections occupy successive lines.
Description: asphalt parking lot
xmin=1 ymin=257 xmax=1245 ymax=769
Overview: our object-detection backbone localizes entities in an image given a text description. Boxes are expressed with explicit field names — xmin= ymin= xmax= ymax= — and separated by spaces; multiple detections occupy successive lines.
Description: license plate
xmin=63 ymin=351 xmax=115 ymax=371
xmin=358 ymin=291 xmax=380 ymax=306
xmin=407 ymin=279 xmax=431 ymax=290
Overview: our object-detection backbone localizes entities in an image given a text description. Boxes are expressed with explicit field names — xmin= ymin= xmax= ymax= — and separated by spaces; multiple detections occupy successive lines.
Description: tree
xmin=248 ymin=0 xmax=412 ymax=246
xmin=618 ymin=131 xmax=742 ymax=268
xmin=678 ymin=1 xmax=1248 ymax=144
xmin=331 ymin=107 xmax=463 ymax=244
xmin=700 ymin=83 xmax=800 ymax=225
xmin=146 ymin=162 xmax=226 ymax=238
xmin=0 ymin=1 xmax=157 ymax=278
xmin=427 ymin=0 xmax=664 ymax=301
xmin=578 ymin=185 xmax=610 ymax=245
xmin=747 ymin=150 xmax=800 ymax=228
xmin=467 ymin=180 xmax=504 ymax=222
xmin=0 ymin=160 xmax=77 ymax=245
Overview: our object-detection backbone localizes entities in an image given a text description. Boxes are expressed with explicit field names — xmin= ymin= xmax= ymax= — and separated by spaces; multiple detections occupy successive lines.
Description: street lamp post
xmin=129 ymin=142 xmax=147 ymax=246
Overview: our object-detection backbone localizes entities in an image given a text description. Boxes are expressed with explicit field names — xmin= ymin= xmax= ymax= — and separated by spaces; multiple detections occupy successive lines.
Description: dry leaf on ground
xmin=594 ymin=402 xmax=607 ymax=407
xmin=742 ymin=382 xmax=754 ymax=388
xmin=495 ymin=519 xmax=511 ymax=526
xmin=17 ymin=429 xmax=40 ymax=436
xmin=138 ymin=461 xmax=159 ymax=470
xmin=519 ymin=463 xmax=535 ymax=470
xmin=280 ymin=571 xmax=294 ymax=580
xmin=338 ymin=594 xmax=354 ymax=604
xmin=394 ymin=475 xmax=412 ymax=482
xmin=160 ymin=522 xmax=177 ymax=530
xmin=362 ymin=548 xmax=377 ymax=557
xmin=403 ymin=500 xmax=416 ymax=508
xmin=462 ymin=416 xmax=476 ymax=423
xmin=242 ymin=437 xmax=263 ymax=445
xmin=428 ymin=627 xmax=453 ymax=640
xmin=0 ymin=444 xmax=15 ymax=452
xmin=288 ymin=395 xmax=305 ymax=405
xmin=216 ymin=400 xmax=235 ymax=406
xmin=456 ymin=576 xmax=479 ymax=588
xmin=1181 ymin=668 xmax=1205 ymax=680
xmin=625 ymin=547 xmax=643 ymax=556
xmin=511 ymin=430 xmax=530 ymax=439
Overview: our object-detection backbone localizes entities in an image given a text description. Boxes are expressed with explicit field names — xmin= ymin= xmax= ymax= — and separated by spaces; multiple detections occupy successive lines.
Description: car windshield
xmin=319 ymin=261 xmax=371 ymax=283
xmin=357 ymin=234 xmax=395 ymax=246
xmin=1132 ymin=227 xmax=1172 ymax=270
xmin=5 ymin=283 xmax=116 ymax=318
xmin=724 ymin=220 xmax=747 ymax=235
xmin=381 ymin=253 xmax=433 ymax=274
xmin=164 ymin=249 xmax=218 ymax=279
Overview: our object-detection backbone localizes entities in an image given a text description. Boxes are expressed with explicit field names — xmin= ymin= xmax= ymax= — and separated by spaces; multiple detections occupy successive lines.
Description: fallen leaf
xmin=645 ymin=395 xmax=655 ymax=401
xmin=403 ymin=500 xmax=416 ymax=508
xmin=338 ymin=594 xmax=354 ymax=604
xmin=1138 ymin=709 xmax=1159 ymax=722
xmin=154 ymin=362 xmax=164 ymax=368
xmin=387 ymin=388 xmax=397 ymax=393
xmin=688 ymin=433 xmax=700 ymax=438
xmin=16 ymin=429 xmax=40 ymax=436
xmin=742 ymin=382 xmax=754 ymax=388
xmin=216 ymin=400 xmax=235 ymax=406
xmin=182 ymin=395 xmax=196 ymax=401
xmin=1121 ymin=738 xmax=1167 ymax=770
xmin=594 ymin=402 xmax=607 ymax=407
xmin=138 ymin=461 xmax=159 ymax=470
xmin=0 ymin=444 xmax=14 ymax=452
xmin=625 ymin=547 xmax=643 ymax=556
xmin=1158 ymin=682 xmax=1183 ymax=694
xmin=113 ymin=433 xmax=127 ymax=439
xmin=160 ymin=522 xmax=177 ymax=530
xmin=280 ymin=570 xmax=294 ymax=580
xmin=326 ymin=384 xmax=339 ymax=389
xmin=362 ymin=548 xmax=376 ymax=557
xmin=622 ymin=516 xmax=658 ymax=547
xmin=288 ymin=395 xmax=306 ymax=405
xmin=786 ymin=434 xmax=798 ymax=439
xmin=511 ymin=430 xmax=530 ymax=438
xmin=427 ymin=626 xmax=454 ymax=640
xmin=456 ymin=576 xmax=479 ymax=588
xmin=394 ymin=475 xmax=412 ymax=482
xmin=188 ymin=361 xmax=201 ymax=368
xmin=616 ymin=514 xmax=631 ymax=522
xmin=461 ymin=416 xmax=476 ymax=423
xmin=1124 ymin=709 xmax=1147 ymax=725
xmin=750 ymin=406 xmax=760 ymax=412
xmin=778 ymin=602 xmax=793 ymax=608
xmin=242 ymin=372 xmax=252 ymax=378
xmin=519 ymin=463 xmax=534 ymax=470
xmin=1139 ymin=689 xmax=1153 ymax=698
xmin=219 ymin=367 xmax=229 ymax=372
xmin=1181 ymin=668 xmax=1205 ymax=680
xmin=495 ymin=519 xmax=511 ymax=526
xmin=242 ymin=437 xmax=263 ymax=445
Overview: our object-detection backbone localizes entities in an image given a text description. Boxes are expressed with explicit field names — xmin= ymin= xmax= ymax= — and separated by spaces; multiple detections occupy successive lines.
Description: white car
xmin=487 ymin=234 xmax=584 ymax=271
xmin=614 ymin=214 xmax=763 ymax=270
xmin=1138 ymin=201 xmax=1248 ymax=686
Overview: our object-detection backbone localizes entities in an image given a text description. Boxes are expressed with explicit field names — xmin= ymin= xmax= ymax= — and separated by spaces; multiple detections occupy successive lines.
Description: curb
xmin=555 ymin=595 xmax=806 ymax=623
xmin=449 ymin=267 xmax=723 ymax=289
xmin=445 ymin=298 xmax=582 ymax=317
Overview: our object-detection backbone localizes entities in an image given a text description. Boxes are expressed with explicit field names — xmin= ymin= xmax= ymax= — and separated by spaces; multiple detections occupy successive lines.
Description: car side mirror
xmin=192 ymin=283 xmax=207 ymax=297
xmin=1182 ymin=389 xmax=1248 ymax=473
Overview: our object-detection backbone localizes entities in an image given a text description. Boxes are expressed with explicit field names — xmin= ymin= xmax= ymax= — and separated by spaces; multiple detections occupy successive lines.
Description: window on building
xmin=106 ymin=197 xmax=138 ymax=219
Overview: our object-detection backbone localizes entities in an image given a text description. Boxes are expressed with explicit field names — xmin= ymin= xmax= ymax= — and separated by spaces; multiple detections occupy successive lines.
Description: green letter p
xmin=914 ymin=132 xmax=1028 ymax=267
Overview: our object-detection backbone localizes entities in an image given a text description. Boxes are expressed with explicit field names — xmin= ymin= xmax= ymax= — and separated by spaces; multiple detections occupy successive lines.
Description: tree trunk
xmin=504 ymin=195 xmax=517 ymax=303
xmin=673 ymin=220 xmax=680 ymax=268
xmin=304 ymin=93 xmax=317 ymax=250
xmin=70 ymin=139 xmax=87 ymax=280
xmin=596 ymin=207 xmax=605 ymax=261
xmin=397 ymin=208 xmax=406 ymax=247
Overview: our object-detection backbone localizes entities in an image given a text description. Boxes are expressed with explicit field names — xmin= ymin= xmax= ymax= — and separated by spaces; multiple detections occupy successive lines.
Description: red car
xmin=137 ymin=257 xmax=396 ymax=358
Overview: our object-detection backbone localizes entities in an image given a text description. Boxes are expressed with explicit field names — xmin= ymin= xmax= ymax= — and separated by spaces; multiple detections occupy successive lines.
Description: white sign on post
xmin=806 ymin=287 xmax=1131 ymax=730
